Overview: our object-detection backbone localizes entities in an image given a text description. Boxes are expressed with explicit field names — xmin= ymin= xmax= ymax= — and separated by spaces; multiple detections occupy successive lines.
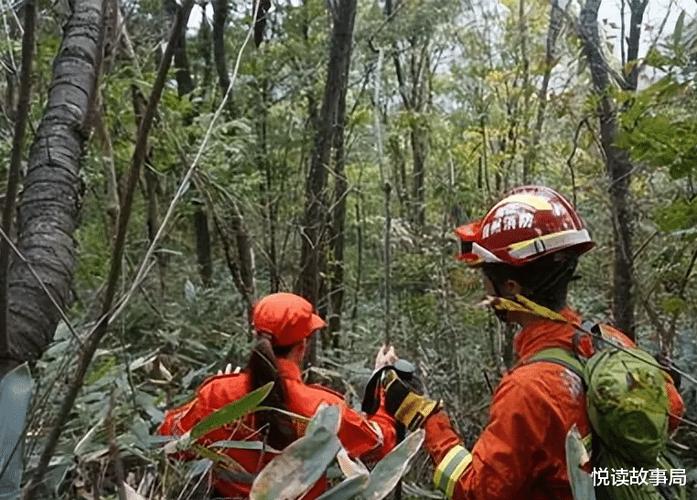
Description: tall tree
xmin=579 ymin=0 xmax=643 ymax=338
xmin=296 ymin=0 xmax=358 ymax=363
xmin=1 ymin=0 xmax=108 ymax=379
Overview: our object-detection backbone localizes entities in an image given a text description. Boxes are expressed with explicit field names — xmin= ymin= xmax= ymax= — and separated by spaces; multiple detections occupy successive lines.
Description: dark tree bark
xmin=193 ymin=200 xmax=213 ymax=286
xmin=0 ymin=0 xmax=36 ymax=358
xmin=626 ymin=0 xmax=648 ymax=90
xmin=580 ymin=0 xmax=637 ymax=338
xmin=296 ymin=0 xmax=357 ymax=366
xmin=165 ymin=0 xmax=195 ymax=96
xmin=1 ymin=0 xmax=107 ymax=379
xmin=258 ymin=78 xmax=280 ymax=292
xmin=212 ymin=0 xmax=230 ymax=91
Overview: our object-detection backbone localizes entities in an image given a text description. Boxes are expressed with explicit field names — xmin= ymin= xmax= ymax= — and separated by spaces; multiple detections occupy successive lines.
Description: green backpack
xmin=526 ymin=323 xmax=685 ymax=500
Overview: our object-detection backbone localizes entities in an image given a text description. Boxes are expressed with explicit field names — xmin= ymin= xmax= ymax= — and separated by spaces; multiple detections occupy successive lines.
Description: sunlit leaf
xmin=191 ymin=382 xmax=273 ymax=439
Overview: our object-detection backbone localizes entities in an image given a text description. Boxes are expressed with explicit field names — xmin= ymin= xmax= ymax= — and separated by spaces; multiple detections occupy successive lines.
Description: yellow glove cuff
xmin=394 ymin=392 xmax=441 ymax=430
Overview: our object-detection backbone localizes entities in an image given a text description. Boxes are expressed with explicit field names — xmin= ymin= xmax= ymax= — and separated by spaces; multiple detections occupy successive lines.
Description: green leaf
xmin=660 ymin=296 xmax=687 ymax=316
xmin=249 ymin=404 xmax=342 ymax=500
xmin=361 ymin=429 xmax=425 ymax=500
xmin=0 ymin=363 xmax=34 ymax=500
xmin=191 ymin=382 xmax=273 ymax=439
xmin=673 ymin=10 xmax=686 ymax=48
xmin=565 ymin=425 xmax=596 ymax=500
xmin=316 ymin=473 xmax=370 ymax=500
xmin=209 ymin=440 xmax=279 ymax=453
xmin=655 ymin=199 xmax=697 ymax=232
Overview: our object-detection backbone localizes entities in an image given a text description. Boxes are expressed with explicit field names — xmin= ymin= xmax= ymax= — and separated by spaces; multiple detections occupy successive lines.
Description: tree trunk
xmin=166 ymin=0 xmax=214 ymax=288
xmin=296 ymin=0 xmax=357 ymax=366
xmin=133 ymin=86 xmax=167 ymax=295
xmin=193 ymin=201 xmax=213 ymax=286
xmin=1 ymin=0 xmax=107 ymax=379
xmin=410 ymin=118 xmax=428 ymax=227
xmin=0 ymin=0 xmax=36 ymax=358
xmin=327 ymin=82 xmax=349 ymax=348
xmin=258 ymin=79 xmax=280 ymax=292
xmin=625 ymin=0 xmax=648 ymax=90
xmin=522 ymin=0 xmax=563 ymax=181
xmin=580 ymin=0 xmax=636 ymax=338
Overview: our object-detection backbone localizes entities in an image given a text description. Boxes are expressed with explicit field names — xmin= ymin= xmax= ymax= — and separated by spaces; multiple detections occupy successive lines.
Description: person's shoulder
xmin=500 ymin=362 xmax=573 ymax=402
xmin=301 ymin=383 xmax=346 ymax=403
xmin=196 ymin=371 xmax=249 ymax=399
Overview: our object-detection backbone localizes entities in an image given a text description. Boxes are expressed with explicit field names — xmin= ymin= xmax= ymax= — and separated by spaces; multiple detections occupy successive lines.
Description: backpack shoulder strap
xmin=525 ymin=347 xmax=586 ymax=380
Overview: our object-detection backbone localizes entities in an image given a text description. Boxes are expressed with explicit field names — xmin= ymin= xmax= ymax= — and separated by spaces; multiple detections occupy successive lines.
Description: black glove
xmin=382 ymin=369 xmax=441 ymax=430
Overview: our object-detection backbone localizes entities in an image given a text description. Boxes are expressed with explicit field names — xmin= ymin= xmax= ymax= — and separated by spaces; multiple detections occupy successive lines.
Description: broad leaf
xmin=210 ymin=440 xmax=279 ymax=452
xmin=565 ymin=425 xmax=595 ymax=500
xmin=191 ymin=382 xmax=273 ymax=439
xmin=249 ymin=404 xmax=342 ymax=500
xmin=0 ymin=363 xmax=34 ymax=500
xmin=361 ymin=429 xmax=425 ymax=500
xmin=316 ymin=473 xmax=370 ymax=500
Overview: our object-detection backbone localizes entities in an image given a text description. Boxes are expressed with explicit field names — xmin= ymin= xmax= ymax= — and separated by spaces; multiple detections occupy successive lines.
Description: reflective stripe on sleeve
xmin=433 ymin=444 xmax=473 ymax=498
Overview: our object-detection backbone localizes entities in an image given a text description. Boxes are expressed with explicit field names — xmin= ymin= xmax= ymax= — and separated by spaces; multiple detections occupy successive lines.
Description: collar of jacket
xmin=276 ymin=357 xmax=303 ymax=381
xmin=513 ymin=307 xmax=582 ymax=361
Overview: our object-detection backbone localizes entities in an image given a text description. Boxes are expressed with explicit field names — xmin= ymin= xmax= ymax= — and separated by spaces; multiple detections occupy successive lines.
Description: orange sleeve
xmin=158 ymin=398 xmax=200 ymax=437
xmin=424 ymin=376 xmax=551 ymax=499
xmin=665 ymin=378 xmax=684 ymax=432
xmin=337 ymin=395 xmax=397 ymax=462
xmin=157 ymin=395 xmax=208 ymax=462
xmin=158 ymin=380 xmax=219 ymax=438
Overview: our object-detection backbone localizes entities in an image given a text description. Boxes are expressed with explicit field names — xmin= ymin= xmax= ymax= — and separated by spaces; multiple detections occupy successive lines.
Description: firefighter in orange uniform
xmin=158 ymin=292 xmax=397 ymax=499
xmin=378 ymin=186 xmax=684 ymax=499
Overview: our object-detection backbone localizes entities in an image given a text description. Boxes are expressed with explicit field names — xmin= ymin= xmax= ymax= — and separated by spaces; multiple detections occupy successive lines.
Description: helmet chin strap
xmin=490 ymin=280 xmax=512 ymax=322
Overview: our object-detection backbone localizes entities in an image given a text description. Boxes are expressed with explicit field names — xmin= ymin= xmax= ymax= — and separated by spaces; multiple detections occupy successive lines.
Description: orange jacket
xmin=158 ymin=358 xmax=397 ymax=499
xmin=424 ymin=308 xmax=685 ymax=500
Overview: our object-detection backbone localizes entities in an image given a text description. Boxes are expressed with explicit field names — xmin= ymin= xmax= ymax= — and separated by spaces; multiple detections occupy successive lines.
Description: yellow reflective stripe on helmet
xmin=433 ymin=445 xmax=472 ymax=499
xmin=507 ymin=229 xmax=579 ymax=252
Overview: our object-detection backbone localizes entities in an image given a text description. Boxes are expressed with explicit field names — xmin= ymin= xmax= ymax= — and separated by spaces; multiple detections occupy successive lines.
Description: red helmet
xmin=252 ymin=293 xmax=327 ymax=346
xmin=455 ymin=186 xmax=594 ymax=267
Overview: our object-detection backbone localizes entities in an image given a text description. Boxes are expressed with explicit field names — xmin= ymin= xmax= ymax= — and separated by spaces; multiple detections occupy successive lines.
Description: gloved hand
xmin=382 ymin=369 xmax=441 ymax=431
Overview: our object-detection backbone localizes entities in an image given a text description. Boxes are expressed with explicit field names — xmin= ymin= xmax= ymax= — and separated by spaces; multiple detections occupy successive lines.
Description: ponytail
xmin=247 ymin=336 xmax=297 ymax=450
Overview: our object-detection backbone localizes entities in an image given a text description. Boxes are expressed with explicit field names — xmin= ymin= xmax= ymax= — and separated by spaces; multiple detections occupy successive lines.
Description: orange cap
xmin=251 ymin=293 xmax=327 ymax=347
